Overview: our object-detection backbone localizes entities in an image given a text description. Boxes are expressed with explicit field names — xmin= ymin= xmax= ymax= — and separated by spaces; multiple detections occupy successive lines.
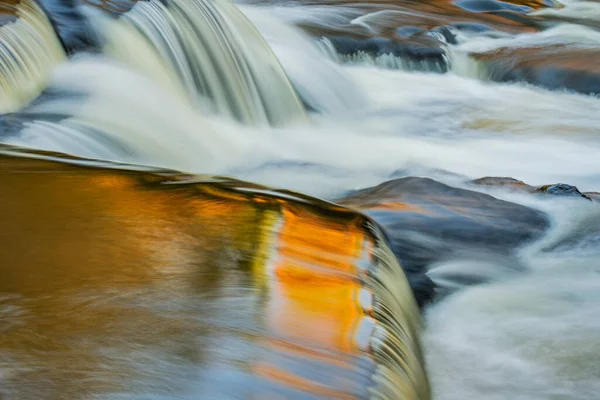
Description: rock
xmin=326 ymin=36 xmax=447 ymax=59
xmin=474 ymin=45 xmax=600 ymax=96
xmin=36 ymin=0 xmax=140 ymax=54
xmin=453 ymin=0 xmax=533 ymax=13
xmin=427 ymin=26 xmax=458 ymax=45
xmin=585 ymin=192 xmax=600 ymax=201
xmin=536 ymin=183 xmax=593 ymax=200
xmin=395 ymin=26 xmax=425 ymax=38
xmin=293 ymin=0 xmax=551 ymax=70
xmin=470 ymin=176 xmax=535 ymax=191
xmin=323 ymin=35 xmax=449 ymax=72
xmin=38 ymin=0 xmax=100 ymax=53
xmin=470 ymin=177 xmax=595 ymax=201
xmin=452 ymin=21 xmax=495 ymax=32
xmin=0 ymin=148 xmax=429 ymax=399
xmin=338 ymin=177 xmax=549 ymax=306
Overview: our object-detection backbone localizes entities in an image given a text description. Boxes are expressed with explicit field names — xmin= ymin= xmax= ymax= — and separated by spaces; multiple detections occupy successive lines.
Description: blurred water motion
xmin=0 ymin=147 xmax=427 ymax=400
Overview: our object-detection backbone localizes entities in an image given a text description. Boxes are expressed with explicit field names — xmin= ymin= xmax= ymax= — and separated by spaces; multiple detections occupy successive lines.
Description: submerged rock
xmin=338 ymin=177 xmax=550 ymax=305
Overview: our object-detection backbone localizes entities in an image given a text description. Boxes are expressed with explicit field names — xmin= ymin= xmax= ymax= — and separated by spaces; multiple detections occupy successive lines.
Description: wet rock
xmin=338 ymin=177 xmax=549 ymax=306
xmin=324 ymin=35 xmax=449 ymax=72
xmin=536 ymin=183 xmax=593 ymax=201
xmin=36 ymin=0 xmax=139 ymax=53
xmin=470 ymin=177 xmax=596 ymax=201
xmin=474 ymin=45 xmax=600 ymax=96
xmin=39 ymin=0 xmax=100 ymax=53
xmin=485 ymin=9 xmax=542 ymax=28
xmin=454 ymin=0 xmax=533 ymax=13
xmin=395 ymin=26 xmax=425 ymax=38
xmin=326 ymin=36 xmax=447 ymax=60
xmin=295 ymin=0 xmax=549 ymax=69
xmin=425 ymin=26 xmax=458 ymax=45
xmin=0 ymin=148 xmax=429 ymax=399
xmin=470 ymin=176 xmax=534 ymax=191
xmin=452 ymin=21 xmax=494 ymax=32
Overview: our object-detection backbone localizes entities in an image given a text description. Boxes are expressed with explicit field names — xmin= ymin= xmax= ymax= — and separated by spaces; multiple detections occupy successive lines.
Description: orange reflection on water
xmin=255 ymin=203 xmax=375 ymax=398
xmin=0 ymin=152 xmax=378 ymax=400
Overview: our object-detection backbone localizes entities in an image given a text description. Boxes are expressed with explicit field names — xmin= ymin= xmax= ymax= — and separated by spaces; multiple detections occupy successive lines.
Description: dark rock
xmin=338 ymin=177 xmax=549 ymax=306
xmin=395 ymin=26 xmax=425 ymax=38
xmin=37 ymin=0 xmax=140 ymax=54
xmin=536 ymin=183 xmax=593 ymax=201
xmin=427 ymin=26 xmax=458 ymax=45
xmin=39 ymin=0 xmax=101 ymax=53
xmin=475 ymin=45 xmax=600 ymax=96
xmin=453 ymin=0 xmax=533 ymax=13
xmin=470 ymin=177 xmax=596 ymax=202
xmin=452 ymin=21 xmax=494 ymax=32
xmin=324 ymin=36 xmax=449 ymax=72
xmin=485 ymin=9 xmax=542 ymax=28
xmin=326 ymin=36 xmax=446 ymax=60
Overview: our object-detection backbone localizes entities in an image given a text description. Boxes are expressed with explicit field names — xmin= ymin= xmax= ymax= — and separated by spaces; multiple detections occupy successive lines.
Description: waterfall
xmin=99 ymin=0 xmax=307 ymax=126
xmin=0 ymin=0 xmax=65 ymax=113
xmin=3 ymin=58 xmax=244 ymax=173
xmin=0 ymin=147 xmax=431 ymax=399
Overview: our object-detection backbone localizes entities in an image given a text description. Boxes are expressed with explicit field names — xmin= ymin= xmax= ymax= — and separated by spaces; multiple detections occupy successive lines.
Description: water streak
xmin=0 ymin=0 xmax=65 ymax=113
xmin=100 ymin=0 xmax=306 ymax=126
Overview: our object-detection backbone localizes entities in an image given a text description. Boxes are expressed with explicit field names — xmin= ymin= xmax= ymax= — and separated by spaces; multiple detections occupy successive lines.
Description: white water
xmin=424 ymin=201 xmax=600 ymax=400
xmin=2 ymin=1 xmax=600 ymax=399
xmin=0 ymin=0 xmax=65 ymax=113
xmin=98 ymin=0 xmax=306 ymax=126
xmin=532 ymin=0 xmax=600 ymax=23
xmin=12 ymin=57 xmax=247 ymax=172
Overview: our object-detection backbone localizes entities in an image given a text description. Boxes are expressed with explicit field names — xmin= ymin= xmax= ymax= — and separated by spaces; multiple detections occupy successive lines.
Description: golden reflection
xmin=0 ymin=152 xmax=402 ymax=399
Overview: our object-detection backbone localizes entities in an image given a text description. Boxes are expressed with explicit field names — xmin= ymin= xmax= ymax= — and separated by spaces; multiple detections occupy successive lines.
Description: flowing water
xmin=0 ymin=0 xmax=599 ymax=399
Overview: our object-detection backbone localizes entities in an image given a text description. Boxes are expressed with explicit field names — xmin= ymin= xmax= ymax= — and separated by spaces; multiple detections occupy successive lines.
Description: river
xmin=0 ymin=0 xmax=599 ymax=399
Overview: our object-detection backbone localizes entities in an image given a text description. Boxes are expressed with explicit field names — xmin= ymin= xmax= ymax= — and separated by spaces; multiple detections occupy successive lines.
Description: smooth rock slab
xmin=338 ymin=177 xmax=550 ymax=305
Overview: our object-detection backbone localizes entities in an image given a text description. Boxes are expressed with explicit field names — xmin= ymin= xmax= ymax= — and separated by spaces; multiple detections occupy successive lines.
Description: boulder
xmin=338 ymin=177 xmax=550 ymax=305
xmin=535 ymin=183 xmax=593 ymax=200
xmin=473 ymin=45 xmax=600 ymax=96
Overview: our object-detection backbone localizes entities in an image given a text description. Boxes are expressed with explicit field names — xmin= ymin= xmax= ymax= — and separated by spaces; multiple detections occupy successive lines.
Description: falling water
xmin=0 ymin=148 xmax=429 ymax=399
xmin=0 ymin=0 xmax=65 ymax=113
xmin=99 ymin=0 xmax=307 ymax=126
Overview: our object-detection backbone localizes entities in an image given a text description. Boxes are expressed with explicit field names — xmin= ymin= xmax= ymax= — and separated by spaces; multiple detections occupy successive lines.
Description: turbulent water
xmin=1 ymin=0 xmax=600 ymax=399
